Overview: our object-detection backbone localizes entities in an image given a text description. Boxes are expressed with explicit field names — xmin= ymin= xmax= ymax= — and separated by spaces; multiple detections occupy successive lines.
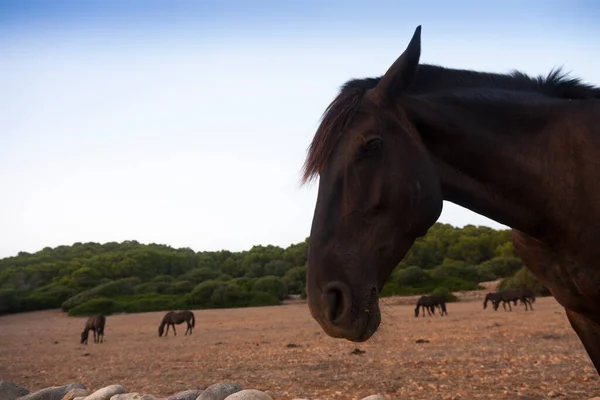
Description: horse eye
xmin=364 ymin=138 xmax=383 ymax=153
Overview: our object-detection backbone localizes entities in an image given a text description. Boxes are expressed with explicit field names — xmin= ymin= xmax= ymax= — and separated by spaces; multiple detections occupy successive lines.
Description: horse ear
xmin=373 ymin=25 xmax=422 ymax=101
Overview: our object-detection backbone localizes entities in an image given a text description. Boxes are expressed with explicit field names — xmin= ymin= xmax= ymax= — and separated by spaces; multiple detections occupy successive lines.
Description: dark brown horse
xmin=517 ymin=287 xmax=536 ymax=311
xmin=415 ymin=294 xmax=447 ymax=317
xmin=483 ymin=288 xmax=534 ymax=312
xmin=302 ymin=26 xmax=600 ymax=374
xmin=158 ymin=310 xmax=195 ymax=337
xmin=80 ymin=314 xmax=105 ymax=345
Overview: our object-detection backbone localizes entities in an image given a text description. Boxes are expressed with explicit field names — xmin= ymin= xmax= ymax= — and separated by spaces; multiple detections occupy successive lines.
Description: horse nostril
xmin=323 ymin=282 xmax=352 ymax=324
xmin=325 ymin=288 xmax=344 ymax=323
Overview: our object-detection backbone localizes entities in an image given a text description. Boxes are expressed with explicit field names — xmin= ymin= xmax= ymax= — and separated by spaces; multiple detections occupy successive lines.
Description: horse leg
xmin=165 ymin=325 xmax=169 ymax=336
xmin=172 ymin=324 xmax=177 ymax=336
xmin=507 ymin=301 xmax=512 ymax=312
xmin=528 ymin=299 xmax=534 ymax=311
xmin=565 ymin=309 xmax=600 ymax=374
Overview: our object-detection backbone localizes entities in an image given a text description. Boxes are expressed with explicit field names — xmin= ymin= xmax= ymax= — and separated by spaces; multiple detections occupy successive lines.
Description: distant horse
xmin=517 ymin=287 xmax=536 ymax=311
xmin=415 ymin=294 xmax=447 ymax=317
xmin=158 ymin=310 xmax=195 ymax=337
xmin=483 ymin=292 xmax=513 ymax=311
xmin=80 ymin=314 xmax=105 ymax=345
xmin=483 ymin=289 xmax=535 ymax=312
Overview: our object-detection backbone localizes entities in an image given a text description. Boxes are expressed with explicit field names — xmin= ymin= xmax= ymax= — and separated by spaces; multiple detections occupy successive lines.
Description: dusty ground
xmin=0 ymin=296 xmax=598 ymax=400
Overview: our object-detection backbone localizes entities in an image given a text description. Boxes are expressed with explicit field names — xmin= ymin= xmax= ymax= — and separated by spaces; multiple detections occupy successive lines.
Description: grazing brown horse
xmin=415 ymin=294 xmax=447 ymax=317
xmin=80 ymin=314 xmax=105 ymax=345
xmin=517 ymin=287 xmax=536 ymax=311
xmin=158 ymin=310 xmax=195 ymax=337
xmin=483 ymin=288 xmax=534 ymax=312
xmin=302 ymin=26 xmax=600 ymax=374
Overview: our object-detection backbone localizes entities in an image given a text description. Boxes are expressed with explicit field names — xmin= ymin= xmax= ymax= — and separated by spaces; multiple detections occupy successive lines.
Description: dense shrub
xmin=207 ymin=284 xmax=279 ymax=309
xmin=252 ymin=276 xmax=288 ymax=301
xmin=0 ymin=289 xmax=21 ymax=314
xmin=430 ymin=263 xmax=481 ymax=283
xmin=498 ymin=267 xmax=551 ymax=296
xmin=135 ymin=282 xmax=169 ymax=295
xmin=164 ymin=280 xmax=194 ymax=295
xmin=393 ymin=266 xmax=431 ymax=286
xmin=246 ymin=291 xmax=280 ymax=307
xmin=263 ymin=260 xmax=293 ymax=277
xmin=436 ymin=276 xmax=481 ymax=292
xmin=62 ymin=277 xmax=140 ymax=311
xmin=380 ymin=265 xmax=481 ymax=298
xmin=473 ymin=264 xmax=499 ymax=282
xmin=209 ymin=284 xmax=251 ymax=308
xmin=477 ymin=257 xmax=523 ymax=279
xmin=181 ymin=268 xmax=221 ymax=285
xmin=21 ymin=292 xmax=66 ymax=311
xmin=190 ymin=280 xmax=225 ymax=307
xmin=215 ymin=274 xmax=233 ymax=282
xmin=282 ymin=266 xmax=306 ymax=295
xmin=68 ymin=297 xmax=117 ymax=316
xmin=18 ymin=284 xmax=77 ymax=312
xmin=118 ymin=294 xmax=189 ymax=313
xmin=151 ymin=275 xmax=175 ymax=283
xmin=431 ymin=286 xmax=458 ymax=302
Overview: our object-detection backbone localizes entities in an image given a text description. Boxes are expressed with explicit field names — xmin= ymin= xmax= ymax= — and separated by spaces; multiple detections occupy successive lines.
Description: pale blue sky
xmin=1 ymin=0 xmax=599 ymax=257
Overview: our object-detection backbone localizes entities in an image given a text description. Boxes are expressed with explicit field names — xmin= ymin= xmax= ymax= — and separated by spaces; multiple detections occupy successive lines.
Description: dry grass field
xmin=0 ymin=296 xmax=598 ymax=400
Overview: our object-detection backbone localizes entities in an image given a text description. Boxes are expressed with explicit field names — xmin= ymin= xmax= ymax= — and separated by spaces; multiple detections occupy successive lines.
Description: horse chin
xmin=347 ymin=309 xmax=382 ymax=342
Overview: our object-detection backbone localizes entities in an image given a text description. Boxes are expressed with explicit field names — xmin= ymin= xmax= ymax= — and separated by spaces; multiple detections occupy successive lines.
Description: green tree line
xmin=0 ymin=223 xmax=548 ymax=316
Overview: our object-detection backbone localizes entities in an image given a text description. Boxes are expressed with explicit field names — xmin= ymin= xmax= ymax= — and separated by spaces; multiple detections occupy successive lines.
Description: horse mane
xmin=300 ymin=64 xmax=600 ymax=185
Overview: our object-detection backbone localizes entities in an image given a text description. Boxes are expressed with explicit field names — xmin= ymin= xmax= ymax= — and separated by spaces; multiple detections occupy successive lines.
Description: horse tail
xmin=190 ymin=312 xmax=195 ymax=328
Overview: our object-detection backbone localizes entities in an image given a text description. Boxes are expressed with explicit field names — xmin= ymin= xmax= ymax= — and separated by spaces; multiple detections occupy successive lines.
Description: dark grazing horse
xmin=518 ymin=287 xmax=536 ymax=311
xmin=80 ymin=314 xmax=105 ymax=345
xmin=483 ymin=292 xmax=504 ymax=311
xmin=414 ymin=294 xmax=447 ymax=317
xmin=483 ymin=288 xmax=536 ymax=312
xmin=158 ymin=310 xmax=195 ymax=337
xmin=302 ymin=26 xmax=600 ymax=374
xmin=483 ymin=290 xmax=519 ymax=311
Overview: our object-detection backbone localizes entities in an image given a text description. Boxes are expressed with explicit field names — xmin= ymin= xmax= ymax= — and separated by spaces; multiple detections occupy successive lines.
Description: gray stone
xmin=110 ymin=394 xmax=140 ymax=400
xmin=167 ymin=391 xmax=203 ymax=400
xmin=17 ymin=383 xmax=86 ymax=400
xmin=84 ymin=386 xmax=126 ymax=400
xmin=361 ymin=396 xmax=385 ymax=400
xmin=224 ymin=390 xmax=272 ymax=400
xmin=0 ymin=381 xmax=29 ymax=400
xmin=61 ymin=390 xmax=89 ymax=400
xmin=196 ymin=383 xmax=242 ymax=400
xmin=140 ymin=396 xmax=157 ymax=400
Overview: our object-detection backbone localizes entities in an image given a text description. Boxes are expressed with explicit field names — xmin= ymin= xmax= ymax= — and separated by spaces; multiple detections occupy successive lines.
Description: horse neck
xmin=408 ymin=65 xmax=531 ymax=95
xmin=404 ymin=90 xmax=569 ymax=238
